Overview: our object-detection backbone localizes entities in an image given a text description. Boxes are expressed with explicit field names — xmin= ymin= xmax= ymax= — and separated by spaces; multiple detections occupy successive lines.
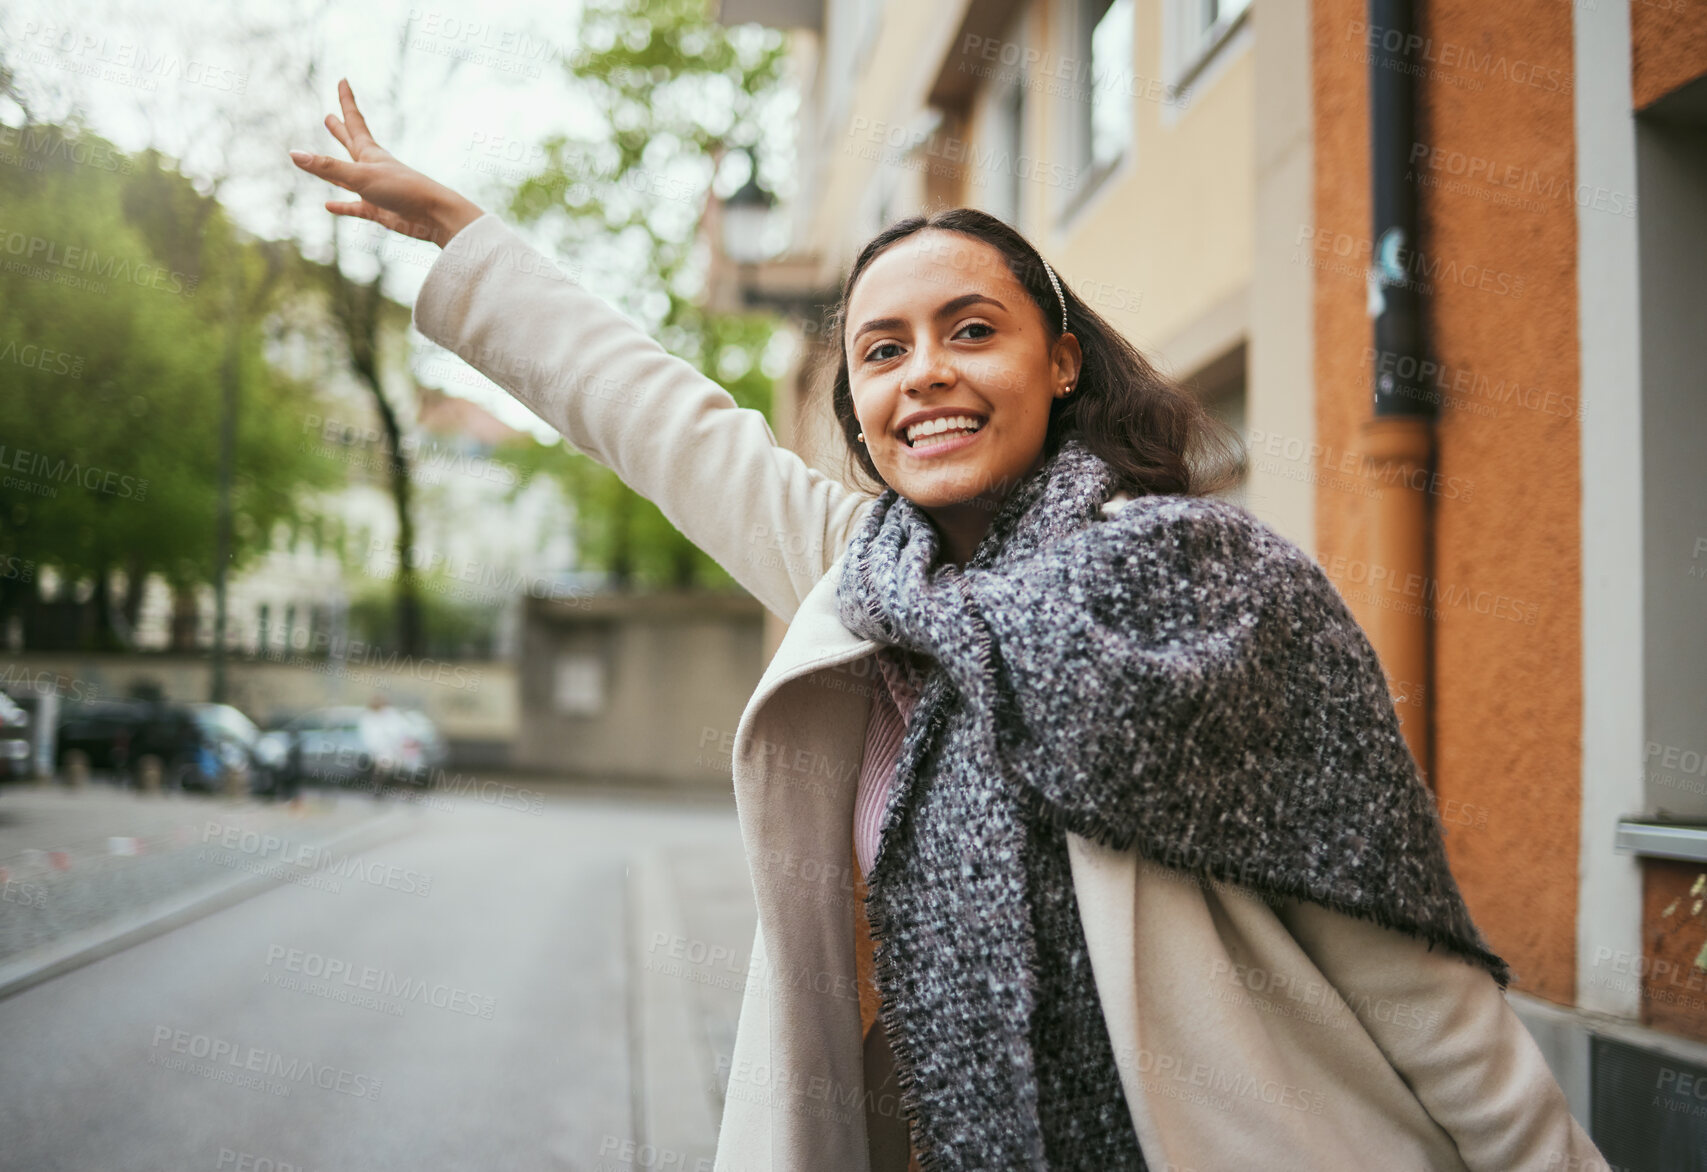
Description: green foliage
xmin=0 ymin=123 xmax=340 ymax=600
xmin=495 ymin=0 xmax=790 ymax=590
xmin=344 ymin=573 xmax=501 ymax=659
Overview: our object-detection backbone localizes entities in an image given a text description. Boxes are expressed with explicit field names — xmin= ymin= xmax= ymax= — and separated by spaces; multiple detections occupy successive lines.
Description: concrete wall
xmin=1248 ymin=0 xmax=1317 ymax=549
xmin=517 ymin=592 xmax=767 ymax=791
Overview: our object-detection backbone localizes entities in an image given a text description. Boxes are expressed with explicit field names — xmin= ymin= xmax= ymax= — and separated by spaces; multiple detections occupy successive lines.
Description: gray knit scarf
xmin=834 ymin=436 xmax=1510 ymax=1171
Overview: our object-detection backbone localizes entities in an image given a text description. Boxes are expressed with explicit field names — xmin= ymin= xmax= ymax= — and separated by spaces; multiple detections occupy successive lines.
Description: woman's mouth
xmin=902 ymin=415 xmax=986 ymax=457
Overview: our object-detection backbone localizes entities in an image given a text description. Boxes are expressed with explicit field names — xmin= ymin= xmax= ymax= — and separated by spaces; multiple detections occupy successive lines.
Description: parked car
xmin=184 ymin=703 xmax=280 ymax=797
xmin=259 ymin=703 xmax=443 ymax=794
xmin=56 ymin=698 xmax=191 ymax=778
xmin=0 ymin=689 xmax=31 ymax=780
xmin=56 ymin=697 xmax=277 ymax=795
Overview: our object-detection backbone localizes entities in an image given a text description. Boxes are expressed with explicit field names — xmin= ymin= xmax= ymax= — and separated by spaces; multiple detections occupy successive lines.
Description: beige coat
xmin=414 ymin=213 xmax=1611 ymax=1172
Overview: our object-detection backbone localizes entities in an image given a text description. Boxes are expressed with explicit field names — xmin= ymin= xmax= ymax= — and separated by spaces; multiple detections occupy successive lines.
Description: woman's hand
xmin=288 ymin=78 xmax=484 ymax=249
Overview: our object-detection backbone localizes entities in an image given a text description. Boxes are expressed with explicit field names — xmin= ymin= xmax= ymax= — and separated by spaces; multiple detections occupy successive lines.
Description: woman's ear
xmin=1053 ymin=332 xmax=1083 ymax=397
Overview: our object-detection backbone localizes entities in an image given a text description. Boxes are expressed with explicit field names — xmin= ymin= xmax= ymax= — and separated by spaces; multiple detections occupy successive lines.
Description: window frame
xmin=1162 ymin=0 xmax=1252 ymax=101
xmin=1055 ymin=0 xmax=1139 ymax=231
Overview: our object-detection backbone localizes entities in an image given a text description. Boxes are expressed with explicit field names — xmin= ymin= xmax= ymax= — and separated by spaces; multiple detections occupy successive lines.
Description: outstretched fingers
xmin=324 ymin=198 xmax=377 ymax=219
xmin=290 ymin=150 xmax=364 ymax=193
xmin=324 ymin=199 xmax=435 ymax=243
xmin=324 ymin=112 xmax=354 ymax=155
xmin=337 ymin=78 xmax=378 ymax=153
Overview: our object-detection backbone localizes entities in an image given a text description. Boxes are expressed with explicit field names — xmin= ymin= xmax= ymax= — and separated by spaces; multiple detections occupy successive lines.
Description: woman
xmin=289 ymin=81 xmax=1611 ymax=1172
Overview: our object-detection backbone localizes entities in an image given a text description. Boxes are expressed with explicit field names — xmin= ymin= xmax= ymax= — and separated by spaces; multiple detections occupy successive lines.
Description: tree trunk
xmin=169 ymin=582 xmax=200 ymax=652
xmin=610 ymin=494 xmax=634 ymax=590
xmin=121 ymin=555 xmax=147 ymax=635
xmin=385 ymin=421 xmax=423 ymax=655
xmin=670 ymin=539 xmax=695 ymax=589
xmin=325 ymin=252 xmax=422 ymax=655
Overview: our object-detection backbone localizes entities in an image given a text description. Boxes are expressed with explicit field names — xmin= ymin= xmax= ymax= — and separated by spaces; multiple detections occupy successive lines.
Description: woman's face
xmin=844 ymin=230 xmax=1080 ymax=515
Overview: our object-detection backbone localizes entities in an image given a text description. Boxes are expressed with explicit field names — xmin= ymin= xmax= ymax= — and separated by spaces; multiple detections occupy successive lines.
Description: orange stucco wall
xmin=1632 ymin=1 xmax=1707 ymax=110
xmin=1312 ymin=1 xmax=1581 ymax=1002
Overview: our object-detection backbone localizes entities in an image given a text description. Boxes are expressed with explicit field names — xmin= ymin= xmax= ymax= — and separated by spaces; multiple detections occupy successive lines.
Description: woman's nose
xmin=901 ymin=337 xmax=958 ymax=395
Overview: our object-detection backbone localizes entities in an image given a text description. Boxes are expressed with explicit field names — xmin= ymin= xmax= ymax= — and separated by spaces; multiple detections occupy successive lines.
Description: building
xmin=715 ymin=0 xmax=1707 ymax=1162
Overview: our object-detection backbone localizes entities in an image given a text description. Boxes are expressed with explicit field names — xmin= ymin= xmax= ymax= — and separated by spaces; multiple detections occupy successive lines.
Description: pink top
xmin=855 ymin=647 xmax=923 ymax=880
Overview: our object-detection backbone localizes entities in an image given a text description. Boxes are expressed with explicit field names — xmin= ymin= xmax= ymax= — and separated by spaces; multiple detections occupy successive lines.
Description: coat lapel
xmin=748 ymin=547 xmax=878 ymax=702
xmin=725 ymin=548 xmax=885 ymax=1166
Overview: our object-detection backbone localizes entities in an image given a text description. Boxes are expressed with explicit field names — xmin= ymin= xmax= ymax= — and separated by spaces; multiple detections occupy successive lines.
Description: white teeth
xmin=911 ymin=429 xmax=976 ymax=451
xmin=905 ymin=415 xmax=984 ymax=446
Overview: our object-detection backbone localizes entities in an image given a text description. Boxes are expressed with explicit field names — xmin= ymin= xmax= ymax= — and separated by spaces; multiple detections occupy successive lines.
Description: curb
xmin=626 ymin=849 xmax=725 ymax=1165
xmin=0 ymin=803 xmax=427 ymax=1002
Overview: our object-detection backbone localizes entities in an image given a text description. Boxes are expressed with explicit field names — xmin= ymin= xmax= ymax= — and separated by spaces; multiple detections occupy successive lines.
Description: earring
xmin=857 ymin=432 xmax=866 ymax=442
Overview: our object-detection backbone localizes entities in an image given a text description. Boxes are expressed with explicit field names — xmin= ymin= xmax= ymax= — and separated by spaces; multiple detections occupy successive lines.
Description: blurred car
xmin=0 ymin=689 xmax=31 ymax=780
xmin=184 ymin=703 xmax=280 ymax=797
xmin=56 ymin=698 xmax=190 ymax=777
xmin=259 ymin=704 xmax=442 ymax=794
xmin=56 ymin=697 xmax=276 ymax=795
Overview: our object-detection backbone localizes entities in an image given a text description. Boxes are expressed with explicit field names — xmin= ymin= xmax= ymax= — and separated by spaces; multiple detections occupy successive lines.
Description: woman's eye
xmin=862 ymin=323 xmax=992 ymax=364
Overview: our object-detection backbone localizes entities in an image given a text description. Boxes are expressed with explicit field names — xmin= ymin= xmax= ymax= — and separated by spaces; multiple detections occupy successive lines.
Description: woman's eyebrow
xmin=852 ymin=293 xmax=1008 ymax=346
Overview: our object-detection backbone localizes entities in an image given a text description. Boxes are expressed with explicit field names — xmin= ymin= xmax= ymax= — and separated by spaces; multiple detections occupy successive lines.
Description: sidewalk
xmin=627 ymin=836 xmax=759 ymax=1167
xmin=0 ymin=779 xmax=420 ymax=999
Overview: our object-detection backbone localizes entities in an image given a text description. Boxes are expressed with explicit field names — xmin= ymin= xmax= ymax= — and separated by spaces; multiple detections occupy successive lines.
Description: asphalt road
xmin=0 ymin=786 xmax=750 ymax=1172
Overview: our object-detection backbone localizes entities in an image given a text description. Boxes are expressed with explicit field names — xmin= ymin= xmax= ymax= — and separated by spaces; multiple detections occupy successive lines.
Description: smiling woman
xmin=826 ymin=208 xmax=1242 ymax=567
xmin=286 ymin=79 xmax=1610 ymax=1172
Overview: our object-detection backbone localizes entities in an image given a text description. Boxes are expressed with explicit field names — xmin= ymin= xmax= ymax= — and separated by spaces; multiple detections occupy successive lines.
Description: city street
xmin=0 ymin=783 xmax=754 ymax=1172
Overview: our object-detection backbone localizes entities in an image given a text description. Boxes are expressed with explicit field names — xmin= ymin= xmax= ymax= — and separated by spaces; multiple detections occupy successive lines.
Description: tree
xmin=501 ymin=0 xmax=794 ymax=590
xmin=276 ymin=21 xmax=471 ymax=655
xmin=0 ymin=124 xmax=339 ymax=650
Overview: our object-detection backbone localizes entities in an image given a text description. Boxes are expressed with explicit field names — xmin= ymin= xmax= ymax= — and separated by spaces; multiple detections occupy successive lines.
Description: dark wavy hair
xmin=817 ymin=207 xmax=1245 ymax=499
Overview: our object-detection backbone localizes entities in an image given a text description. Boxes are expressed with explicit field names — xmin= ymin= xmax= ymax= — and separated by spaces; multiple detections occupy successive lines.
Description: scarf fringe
xmin=863 ymin=663 xmax=1054 ymax=1171
xmin=862 ymin=883 xmax=953 ymax=1172
xmin=862 ymin=876 xmax=1055 ymax=1172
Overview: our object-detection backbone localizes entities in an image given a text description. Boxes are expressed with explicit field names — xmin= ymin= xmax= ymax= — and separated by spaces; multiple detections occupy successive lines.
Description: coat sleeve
xmin=1274 ymin=897 xmax=1613 ymax=1172
xmin=411 ymin=212 xmax=876 ymax=622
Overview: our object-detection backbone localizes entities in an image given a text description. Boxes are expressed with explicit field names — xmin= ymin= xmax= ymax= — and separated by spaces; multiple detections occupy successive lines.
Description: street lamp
xmin=721 ymin=151 xmax=777 ymax=266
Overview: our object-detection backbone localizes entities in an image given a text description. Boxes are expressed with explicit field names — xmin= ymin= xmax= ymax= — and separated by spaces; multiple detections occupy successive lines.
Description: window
xmin=1165 ymin=0 xmax=1251 ymax=95
xmin=1089 ymin=0 xmax=1134 ymax=170
xmin=1059 ymin=0 xmax=1135 ymax=225
xmin=984 ymin=75 xmax=1026 ymax=227
xmin=554 ymin=652 xmax=606 ymax=716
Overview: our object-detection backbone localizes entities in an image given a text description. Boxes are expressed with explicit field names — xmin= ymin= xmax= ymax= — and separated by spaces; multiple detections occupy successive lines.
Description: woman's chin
xmin=896 ymin=464 xmax=1011 ymax=511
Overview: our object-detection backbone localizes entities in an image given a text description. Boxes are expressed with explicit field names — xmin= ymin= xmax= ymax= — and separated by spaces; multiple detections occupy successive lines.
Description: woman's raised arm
xmin=288 ymin=80 xmax=875 ymax=621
